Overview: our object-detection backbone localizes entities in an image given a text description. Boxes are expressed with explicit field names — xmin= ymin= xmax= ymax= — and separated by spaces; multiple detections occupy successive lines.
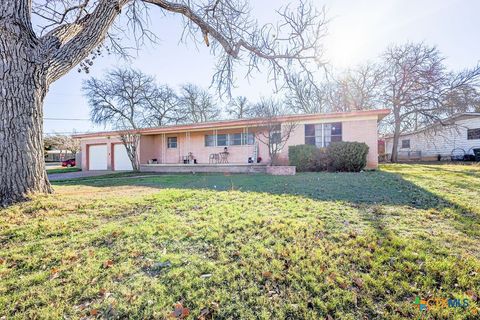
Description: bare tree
xmin=381 ymin=43 xmax=444 ymax=162
xmin=440 ymin=71 xmax=480 ymax=114
xmin=178 ymin=84 xmax=220 ymax=123
xmin=142 ymin=85 xmax=183 ymax=127
xmin=83 ymin=68 xmax=154 ymax=170
xmin=329 ymin=63 xmax=384 ymax=112
xmin=252 ymin=98 xmax=297 ymax=165
xmin=1 ymin=0 xmax=326 ymax=205
xmin=57 ymin=135 xmax=81 ymax=155
xmin=226 ymin=96 xmax=255 ymax=119
xmin=379 ymin=43 xmax=480 ymax=162
xmin=285 ymin=64 xmax=383 ymax=114
xmin=44 ymin=135 xmax=65 ymax=159
xmin=44 ymin=134 xmax=80 ymax=161
xmin=285 ymin=74 xmax=330 ymax=114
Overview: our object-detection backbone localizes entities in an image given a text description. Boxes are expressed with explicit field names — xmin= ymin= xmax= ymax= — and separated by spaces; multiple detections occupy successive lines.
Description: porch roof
xmin=73 ymin=109 xmax=390 ymax=139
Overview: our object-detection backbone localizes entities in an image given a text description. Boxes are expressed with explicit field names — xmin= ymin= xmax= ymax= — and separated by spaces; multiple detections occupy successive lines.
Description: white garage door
xmin=88 ymin=145 xmax=107 ymax=170
xmin=113 ymin=144 xmax=133 ymax=171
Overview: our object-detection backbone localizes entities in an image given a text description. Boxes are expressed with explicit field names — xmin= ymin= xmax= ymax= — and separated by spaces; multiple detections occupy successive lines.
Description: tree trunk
xmin=390 ymin=109 xmax=401 ymax=163
xmin=0 ymin=3 xmax=52 ymax=206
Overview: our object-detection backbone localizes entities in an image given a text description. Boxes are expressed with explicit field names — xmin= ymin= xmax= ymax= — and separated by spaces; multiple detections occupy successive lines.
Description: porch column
xmin=162 ymin=133 xmax=166 ymax=164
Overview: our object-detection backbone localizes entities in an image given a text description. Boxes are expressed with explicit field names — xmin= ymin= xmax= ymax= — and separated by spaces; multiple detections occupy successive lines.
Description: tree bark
xmin=390 ymin=108 xmax=401 ymax=163
xmin=1 ymin=1 xmax=52 ymax=206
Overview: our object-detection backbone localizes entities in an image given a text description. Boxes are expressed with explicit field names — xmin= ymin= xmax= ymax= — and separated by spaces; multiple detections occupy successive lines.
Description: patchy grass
xmin=46 ymin=167 xmax=81 ymax=174
xmin=1 ymin=164 xmax=479 ymax=319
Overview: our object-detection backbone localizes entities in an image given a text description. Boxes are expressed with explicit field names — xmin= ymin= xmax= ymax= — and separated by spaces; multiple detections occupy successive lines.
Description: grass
xmin=46 ymin=167 xmax=81 ymax=174
xmin=1 ymin=164 xmax=479 ymax=319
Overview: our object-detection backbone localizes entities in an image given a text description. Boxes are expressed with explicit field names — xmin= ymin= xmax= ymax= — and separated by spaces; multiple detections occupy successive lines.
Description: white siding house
xmin=384 ymin=113 xmax=480 ymax=161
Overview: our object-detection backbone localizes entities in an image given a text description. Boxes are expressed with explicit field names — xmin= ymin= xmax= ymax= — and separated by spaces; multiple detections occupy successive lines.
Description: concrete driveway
xmin=48 ymin=170 xmax=114 ymax=181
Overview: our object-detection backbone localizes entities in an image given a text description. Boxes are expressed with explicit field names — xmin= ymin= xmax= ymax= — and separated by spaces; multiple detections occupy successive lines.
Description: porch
xmin=140 ymin=163 xmax=268 ymax=174
xmin=139 ymin=127 xmax=267 ymax=166
xmin=140 ymin=163 xmax=295 ymax=175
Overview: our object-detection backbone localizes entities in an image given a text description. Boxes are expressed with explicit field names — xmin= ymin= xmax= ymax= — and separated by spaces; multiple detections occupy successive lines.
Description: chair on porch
xmin=219 ymin=151 xmax=229 ymax=164
xmin=209 ymin=153 xmax=219 ymax=164
xmin=183 ymin=152 xmax=196 ymax=164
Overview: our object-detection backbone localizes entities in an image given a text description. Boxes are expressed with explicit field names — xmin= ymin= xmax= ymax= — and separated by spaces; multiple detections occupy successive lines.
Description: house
xmin=73 ymin=109 xmax=390 ymax=173
xmin=384 ymin=113 xmax=480 ymax=161
xmin=44 ymin=149 xmax=75 ymax=162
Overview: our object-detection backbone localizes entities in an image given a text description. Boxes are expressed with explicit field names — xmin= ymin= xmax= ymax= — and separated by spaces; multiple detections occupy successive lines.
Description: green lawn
xmin=46 ymin=167 xmax=81 ymax=174
xmin=1 ymin=164 xmax=479 ymax=319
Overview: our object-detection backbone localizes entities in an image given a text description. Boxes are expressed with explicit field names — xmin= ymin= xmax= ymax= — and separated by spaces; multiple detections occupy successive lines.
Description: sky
xmin=42 ymin=0 xmax=480 ymax=135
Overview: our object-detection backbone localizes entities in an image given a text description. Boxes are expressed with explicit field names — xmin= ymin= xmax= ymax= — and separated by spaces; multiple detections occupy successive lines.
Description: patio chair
xmin=219 ymin=151 xmax=229 ymax=164
xmin=209 ymin=153 xmax=219 ymax=164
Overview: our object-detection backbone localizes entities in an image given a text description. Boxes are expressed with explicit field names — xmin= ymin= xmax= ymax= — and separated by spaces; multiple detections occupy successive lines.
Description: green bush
xmin=327 ymin=141 xmax=369 ymax=172
xmin=289 ymin=142 xmax=369 ymax=172
xmin=288 ymin=145 xmax=317 ymax=172
xmin=313 ymin=148 xmax=329 ymax=171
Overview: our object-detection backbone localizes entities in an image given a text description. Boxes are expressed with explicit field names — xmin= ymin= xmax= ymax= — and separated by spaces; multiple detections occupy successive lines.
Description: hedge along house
xmin=73 ymin=109 xmax=390 ymax=174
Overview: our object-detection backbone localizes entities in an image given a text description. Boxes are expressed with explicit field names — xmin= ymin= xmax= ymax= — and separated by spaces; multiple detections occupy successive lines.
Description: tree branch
xmin=42 ymin=0 xmax=127 ymax=84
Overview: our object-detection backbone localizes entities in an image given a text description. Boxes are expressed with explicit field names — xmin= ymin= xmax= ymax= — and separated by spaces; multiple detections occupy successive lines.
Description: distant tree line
xmin=44 ymin=135 xmax=80 ymax=157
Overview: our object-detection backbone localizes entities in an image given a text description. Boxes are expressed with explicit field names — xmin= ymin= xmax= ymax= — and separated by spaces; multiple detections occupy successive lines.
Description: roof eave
xmin=72 ymin=109 xmax=391 ymax=139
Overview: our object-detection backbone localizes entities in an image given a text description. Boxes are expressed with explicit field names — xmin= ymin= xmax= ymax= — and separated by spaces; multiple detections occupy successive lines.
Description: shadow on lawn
xmin=53 ymin=169 xmax=480 ymax=238
xmin=54 ymin=170 xmax=449 ymax=209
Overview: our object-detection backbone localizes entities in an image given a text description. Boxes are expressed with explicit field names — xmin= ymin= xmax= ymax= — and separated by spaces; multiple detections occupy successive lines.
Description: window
xmin=271 ymin=131 xmax=281 ymax=145
xmin=305 ymin=122 xmax=342 ymax=147
xmin=229 ymin=133 xmax=242 ymax=146
xmin=205 ymin=135 xmax=215 ymax=147
xmin=167 ymin=137 xmax=177 ymax=148
xmin=270 ymin=125 xmax=282 ymax=145
xmin=243 ymin=133 xmax=255 ymax=145
xmin=216 ymin=134 xmax=228 ymax=146
xmin=204 ymin=132 xmax=254 ymax=146
xmin=467 ymin=128 xmax=480 ymax=140
xmin=401 ymin=139 xmax=410 ymax=149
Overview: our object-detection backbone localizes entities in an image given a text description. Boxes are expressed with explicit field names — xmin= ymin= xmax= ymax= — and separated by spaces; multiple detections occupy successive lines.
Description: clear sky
xmin=43 ymin=0 xmax=480 ymax=135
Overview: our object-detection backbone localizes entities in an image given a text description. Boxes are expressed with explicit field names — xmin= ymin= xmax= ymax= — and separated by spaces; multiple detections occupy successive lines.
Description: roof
xmin=73 ymin=109 xmax=390 ymax=139
xmin=382 ymin=112 xmax=480 ymax=139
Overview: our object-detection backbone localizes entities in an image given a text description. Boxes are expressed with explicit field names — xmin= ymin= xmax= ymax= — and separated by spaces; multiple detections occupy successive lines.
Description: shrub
xmin=289 ymin=142 xmax=369 ymax=172
xmin=312 ymin=148 xmax=329 ymax=171
xmin=327 ymin=141 xmax=369 ymax=172
xmin=288 ymin=145 xmax=316 ymax=171
xmin=288 ymin=145 xmax=328 ymax=172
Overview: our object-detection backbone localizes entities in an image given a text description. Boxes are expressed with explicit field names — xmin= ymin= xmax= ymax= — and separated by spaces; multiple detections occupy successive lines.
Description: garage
xmin=88 ymin=144 xmax=107 ymax=170
xmin=113 ymin=144 xmax=133 ymax=171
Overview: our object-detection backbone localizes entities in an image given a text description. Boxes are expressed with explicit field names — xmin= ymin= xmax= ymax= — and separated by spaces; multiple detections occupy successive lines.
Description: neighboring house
xmin=44 ymin=150 xmax=74 ymax=162
xmin=384 ymin=113 xmax=480 ymax=161
xmin=73 ymin=109 xmax=390 ymax=172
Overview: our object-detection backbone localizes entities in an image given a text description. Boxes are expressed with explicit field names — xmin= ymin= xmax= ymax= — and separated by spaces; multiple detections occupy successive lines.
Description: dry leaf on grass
xmin=103 ymin=260 xmax=114 ymax=268
xmin=50 ymin=267 xmax=60 ymax=280
xmin=199 ymin=308 xmax=211 ymax=320
xmin=169 ymin=302 xmax=190 ymax=319
xmin=353 ymin=277 xmax=364 ymax=289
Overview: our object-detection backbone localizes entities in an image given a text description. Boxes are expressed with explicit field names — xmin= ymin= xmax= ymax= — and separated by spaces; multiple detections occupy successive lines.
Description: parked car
xmin=61 ymin=159 xmax=76 ymax=167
